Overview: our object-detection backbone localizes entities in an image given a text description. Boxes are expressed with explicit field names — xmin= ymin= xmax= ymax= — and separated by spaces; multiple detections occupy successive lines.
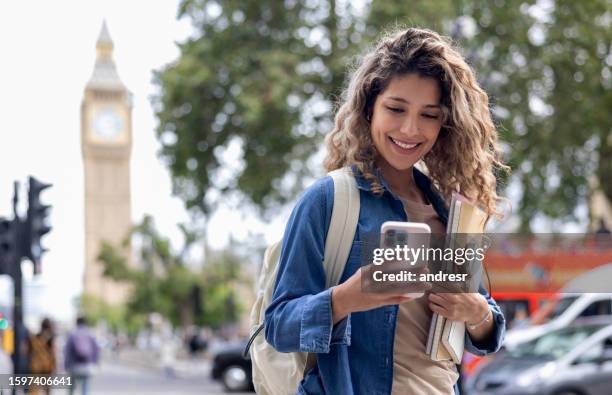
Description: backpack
xmin=245 ymin=167 xmax=360 ymax=395
xmin=72 ymin=331 xmax=95 ymax=363
xmin=30 ymin=334 xmax=56 ymax=374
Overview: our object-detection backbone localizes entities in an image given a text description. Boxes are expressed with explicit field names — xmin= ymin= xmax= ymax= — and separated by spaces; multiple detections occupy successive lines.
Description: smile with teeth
xmin=389 ymin=136 xmax=421 ymax=150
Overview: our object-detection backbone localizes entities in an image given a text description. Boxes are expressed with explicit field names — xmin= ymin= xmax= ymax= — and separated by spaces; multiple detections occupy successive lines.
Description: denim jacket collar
xmin=351 ymin=164 xmax=449 ymax=225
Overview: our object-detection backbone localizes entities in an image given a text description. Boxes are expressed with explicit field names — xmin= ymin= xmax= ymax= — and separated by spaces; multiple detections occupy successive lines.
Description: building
xmin=80 ymin=22 xmax=133 ymax=305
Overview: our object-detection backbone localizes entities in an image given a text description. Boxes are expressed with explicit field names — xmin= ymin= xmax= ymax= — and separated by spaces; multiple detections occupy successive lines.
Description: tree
xmin=199 ymin=248 xmax=249 ymax=326
xmin=154 ymin=0 xmax=611 ymax=230
xmin=152 ymin=0 xmax=363 ymax=217
xmin=96 ymin=215 xmax=248 ymax=329
xmin=365 ymin=0 xmax=612 ymax=230
xmin=79 ymin=294 xmax=143 ymax=336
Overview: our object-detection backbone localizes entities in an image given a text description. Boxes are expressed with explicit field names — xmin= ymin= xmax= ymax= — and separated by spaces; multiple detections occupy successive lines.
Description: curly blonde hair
xmin=324 ymin=27 xmax=509 ymax=217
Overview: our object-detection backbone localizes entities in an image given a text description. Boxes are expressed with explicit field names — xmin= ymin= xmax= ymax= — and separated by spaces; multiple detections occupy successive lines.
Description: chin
xmin=380 ymin=155 xmax=419 ymax=172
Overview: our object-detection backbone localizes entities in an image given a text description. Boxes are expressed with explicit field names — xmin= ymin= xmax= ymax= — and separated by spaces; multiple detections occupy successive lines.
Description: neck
xmin=377 ymin=160 xmax=427 ymax=204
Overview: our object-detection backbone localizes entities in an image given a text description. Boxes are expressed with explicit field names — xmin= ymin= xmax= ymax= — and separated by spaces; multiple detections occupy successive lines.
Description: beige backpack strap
xmin=324 ymin=166 xmax=360 ymax=288
xmin=303 ymin=166 xmax=360 ymax=374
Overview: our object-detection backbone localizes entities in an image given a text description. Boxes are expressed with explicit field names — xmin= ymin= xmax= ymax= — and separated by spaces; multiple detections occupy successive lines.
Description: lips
xmin=389 ymin=136 xmax=422 ymax=153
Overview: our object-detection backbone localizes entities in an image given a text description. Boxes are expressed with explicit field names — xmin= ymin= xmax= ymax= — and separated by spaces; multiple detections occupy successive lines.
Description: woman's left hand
xmin=427 ymin=292 xmax=494 ymax=342
xmin=427 ymin=292 xmax=488 ymax=323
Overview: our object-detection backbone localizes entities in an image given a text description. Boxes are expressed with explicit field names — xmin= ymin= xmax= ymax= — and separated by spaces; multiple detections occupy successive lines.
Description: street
xmin=0 ymin=350 xmax=251 ymax=395
xmin=86 ymin=359 xmax=251 ymax=395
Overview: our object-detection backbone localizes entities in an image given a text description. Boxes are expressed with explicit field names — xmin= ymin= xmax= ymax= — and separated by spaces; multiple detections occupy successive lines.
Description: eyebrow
xmin=387 ymin=96 xmax=441 ymax=109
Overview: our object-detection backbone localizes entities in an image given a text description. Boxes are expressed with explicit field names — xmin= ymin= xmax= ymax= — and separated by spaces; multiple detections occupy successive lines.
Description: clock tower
xmin=81 ymin=22 xmax=132 ymax=305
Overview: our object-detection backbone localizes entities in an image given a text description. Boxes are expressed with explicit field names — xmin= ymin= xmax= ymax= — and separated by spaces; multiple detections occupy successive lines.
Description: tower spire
xmin=87 ymin=20 xmax=124 ymax=91
xmin=96 ymin=20 xmax=114 ymax=61
xmin=98 ymin=20 xmax=113 ymax=45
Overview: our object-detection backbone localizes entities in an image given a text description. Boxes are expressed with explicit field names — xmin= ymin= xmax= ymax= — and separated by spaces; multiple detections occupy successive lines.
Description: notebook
xmin=426 ymin=193 xmax=487 ymax=363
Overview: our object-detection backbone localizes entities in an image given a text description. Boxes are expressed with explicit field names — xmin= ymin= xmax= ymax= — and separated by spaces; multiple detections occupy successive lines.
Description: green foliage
xmin=196 ymin=249 xmax=246 ymax=327
xmin=153 ymin=0 xmax=362 ymax=215
xmin=96 ymin=215 xmax=249 ymax=329
xmin=98 ymin=242 xmax=137 ymax=281
xmin=155 ymin=0 xmax=611 ymax=230
xmin=79 ymin=294 xmax=144 ymax=336
xmin=463 ymin=0 xmax=611 ymax=229
xmin=361 ymin=0 xmax=612 ymax=229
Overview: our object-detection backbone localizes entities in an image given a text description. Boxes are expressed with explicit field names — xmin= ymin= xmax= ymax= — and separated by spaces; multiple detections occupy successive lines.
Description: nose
xmin=399 ymin=113 xmax=420 ymax=136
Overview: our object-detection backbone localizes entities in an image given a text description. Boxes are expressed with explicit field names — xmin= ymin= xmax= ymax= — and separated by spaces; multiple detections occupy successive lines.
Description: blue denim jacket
xmin=265 ymin=166 xmax=506 ymax=395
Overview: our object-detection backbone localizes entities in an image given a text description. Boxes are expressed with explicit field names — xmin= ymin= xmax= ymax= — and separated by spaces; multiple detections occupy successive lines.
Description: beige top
xmin=391 ymin=197 xmax=459 ymax=395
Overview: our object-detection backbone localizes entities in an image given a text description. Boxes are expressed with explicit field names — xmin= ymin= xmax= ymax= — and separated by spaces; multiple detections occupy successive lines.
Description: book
xmin=441 ymin=319 xmax=465 ymax=363
xmin=425 ymin=312 xmax=437 ymax=353
xmin=427 ymin=193 xmax=488 ymax=363
xmin=430 ymin=314 xmax=451 ymax=360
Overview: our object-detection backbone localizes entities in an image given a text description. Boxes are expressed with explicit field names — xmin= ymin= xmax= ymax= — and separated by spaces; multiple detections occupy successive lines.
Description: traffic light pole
xmin=12 ymin=253 xmax=23 ymax=378
xmin=0 ymin=177 xmax=52 ymax=386
xmin=11 ymin=182 xmax=24 ymax=382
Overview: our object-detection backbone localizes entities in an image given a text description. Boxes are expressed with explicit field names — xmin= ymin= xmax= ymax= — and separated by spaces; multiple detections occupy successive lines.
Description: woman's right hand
xmin=331 ymin=266 xmax=430 ymax=324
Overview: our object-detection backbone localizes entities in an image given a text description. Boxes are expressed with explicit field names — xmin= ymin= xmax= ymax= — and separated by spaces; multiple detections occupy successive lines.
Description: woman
xmin=30 ymin=317 xmax=56 ymax=395
xmin=265 ymin=27 xmax=508 ymax=394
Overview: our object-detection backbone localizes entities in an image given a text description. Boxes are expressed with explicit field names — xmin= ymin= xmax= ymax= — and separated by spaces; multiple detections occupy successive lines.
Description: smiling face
xmin=370 ymin=73 xmax=444 ymax=174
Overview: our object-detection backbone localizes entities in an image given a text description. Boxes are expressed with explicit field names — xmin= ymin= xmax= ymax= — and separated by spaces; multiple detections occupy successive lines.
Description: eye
xmin=422 ymin=113 xmax=440 ymax=119
xmin=385 ymin=106 xmax=404 ymax=113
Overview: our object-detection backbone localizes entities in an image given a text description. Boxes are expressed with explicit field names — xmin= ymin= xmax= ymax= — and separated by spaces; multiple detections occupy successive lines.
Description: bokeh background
xmin=0 ymin=0 xmax=610 ymax=394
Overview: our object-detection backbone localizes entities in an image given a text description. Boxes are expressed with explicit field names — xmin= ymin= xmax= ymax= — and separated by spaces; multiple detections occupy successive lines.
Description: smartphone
xmin=379 ymin=221 xmax=431 ymax=298
xmin=380 ymin=221 xmax=431 ymax=250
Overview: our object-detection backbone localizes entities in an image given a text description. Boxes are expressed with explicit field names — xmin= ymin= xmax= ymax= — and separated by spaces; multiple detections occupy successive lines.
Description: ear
xmin=364 ymin=94 xmax=378 ymax=123
xmin=363 ymin=104 xmax=373 ymax=123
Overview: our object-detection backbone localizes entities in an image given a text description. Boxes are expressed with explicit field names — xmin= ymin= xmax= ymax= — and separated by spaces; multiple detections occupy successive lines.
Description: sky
xmin=0 ymin=0 xmax=288 ymax=326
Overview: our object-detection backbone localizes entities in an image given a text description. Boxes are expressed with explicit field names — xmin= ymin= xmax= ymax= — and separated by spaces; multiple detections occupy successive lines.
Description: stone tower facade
xmin=81 ymin=22 xmax=133 ymax=304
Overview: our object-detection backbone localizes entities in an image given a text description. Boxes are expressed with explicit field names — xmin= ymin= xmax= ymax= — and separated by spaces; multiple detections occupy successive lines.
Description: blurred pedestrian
xmin=64 ymin=316 xmax=99 ymax=395
xmin=187 ymin=327 xmax=208 ymax=356
xmin=159 ymin=322 xmax=176 ymax=378
xmin=30 ymin=317 xmax=56 ymax=394
xmin=595 ymin=218 xmax=611 ymax=251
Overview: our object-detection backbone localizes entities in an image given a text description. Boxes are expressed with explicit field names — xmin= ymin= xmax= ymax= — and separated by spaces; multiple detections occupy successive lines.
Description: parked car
xmin=465 ymin=317 xmax=612 ymax=395
xmin=504 ymin=293 xmax=612 ymax=349
xmin=211 ymin=340 xmax=254 ymax=392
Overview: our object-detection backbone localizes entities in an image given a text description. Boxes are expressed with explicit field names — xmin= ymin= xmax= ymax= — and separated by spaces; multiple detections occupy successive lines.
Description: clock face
xmin=92 ymin=109 xmax=123 ymax=141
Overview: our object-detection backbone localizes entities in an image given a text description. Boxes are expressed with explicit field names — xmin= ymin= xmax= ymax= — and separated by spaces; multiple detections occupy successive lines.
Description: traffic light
xmin=26 ymin=177 xmax=52 ymax=274
xmin=0 ymin=217 xmax=16 ymax=275
xmin=0 ymin=313 xmax=8 ymax=330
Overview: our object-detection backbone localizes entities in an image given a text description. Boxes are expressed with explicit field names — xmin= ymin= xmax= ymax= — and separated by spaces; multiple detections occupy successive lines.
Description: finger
xmin=363 ymin=291 xmax=404 ymax=305
xmin=429 ymin=302 xmax=451 ymax=317
xmin=384 ymin=296 xmax=413 ymax=306
xmin=430 ymin=300 xmax=460 ymax=320
xmin=434 ymin=292 xmax=460 ymax=305
xmin=386 ymin=292 xmax=415 ymax=301
xmin=428 ymin=293 xmax=448 ymax=306
xmin=446 ymin=283 xmax=464 ymax=294
xmin=433 ymin=299 xmax=464 ymax=320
